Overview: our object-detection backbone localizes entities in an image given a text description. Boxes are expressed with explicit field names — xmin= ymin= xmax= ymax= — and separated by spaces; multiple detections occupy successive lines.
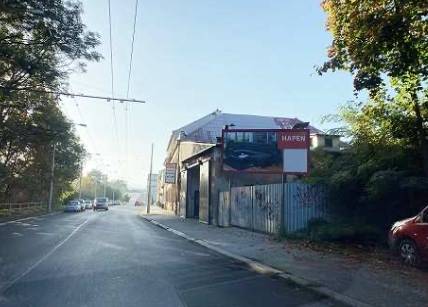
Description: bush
xmin=302 ymin=218 xmax=382 ymax=244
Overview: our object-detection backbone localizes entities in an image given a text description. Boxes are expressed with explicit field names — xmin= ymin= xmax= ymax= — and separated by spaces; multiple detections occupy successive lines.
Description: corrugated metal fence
xmin=219 ymin=183 xmax=327 ymax=234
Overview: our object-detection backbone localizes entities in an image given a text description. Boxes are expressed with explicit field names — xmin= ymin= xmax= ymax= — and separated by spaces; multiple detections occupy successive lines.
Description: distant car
xmin=71 ymin=199 xmax=84 ymax=212
xmin=78 ymin=199 xmax=86 ymax=211
xmin=84 ymin=199 xmax=93 ymax=209
xmin=94 ymin=197 xmax=109 ymax=211
xmin=135 ymin=200 xmax=142 ymax=206
xmin=389 ymin=205 xmax=428 ymax=266
xmin=64 ymin=200 xmax=81 ymax=212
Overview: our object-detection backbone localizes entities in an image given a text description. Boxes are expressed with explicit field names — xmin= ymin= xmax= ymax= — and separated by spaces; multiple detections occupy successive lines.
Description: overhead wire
xmin=107 ymin=0 xmax=121 ymax=180
xmin=125 ymin=0 xmax=140 ymax=182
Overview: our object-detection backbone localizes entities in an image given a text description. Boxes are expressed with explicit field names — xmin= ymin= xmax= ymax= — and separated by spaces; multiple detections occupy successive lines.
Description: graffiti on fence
xmin=293 ymin=184 xmax=325 ymax=208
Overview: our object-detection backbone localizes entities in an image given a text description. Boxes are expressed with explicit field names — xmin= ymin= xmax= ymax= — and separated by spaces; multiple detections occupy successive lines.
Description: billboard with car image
xmin=222 ymin=129 xmax=283 ymax=173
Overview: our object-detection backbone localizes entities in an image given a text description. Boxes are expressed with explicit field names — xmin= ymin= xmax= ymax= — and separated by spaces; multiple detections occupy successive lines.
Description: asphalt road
xmin=0 ymin=205 xmax=341 ymax=307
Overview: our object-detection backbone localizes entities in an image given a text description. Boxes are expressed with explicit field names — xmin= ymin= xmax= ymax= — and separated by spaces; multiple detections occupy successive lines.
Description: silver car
xmin=64 ymin=200 xmax=81 ymax=212
xmin=84 ymin=199 xmax=93 ymax=209
xmin=94 ymin=197 xmax=109 ymax=211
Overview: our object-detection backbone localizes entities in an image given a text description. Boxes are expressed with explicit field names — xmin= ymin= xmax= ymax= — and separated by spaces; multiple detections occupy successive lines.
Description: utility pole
xmin=146 ymin=143 xmax=154 ymax=214
xmin=48 ymin=143 xmax=56 ymax=212
xmin=94 ymin=178 xmax=98 ymax=199
xmin=78 ymin=160 xmax=83 ymax=199
xmin=103 ymin=175 xmax=107 ymax=197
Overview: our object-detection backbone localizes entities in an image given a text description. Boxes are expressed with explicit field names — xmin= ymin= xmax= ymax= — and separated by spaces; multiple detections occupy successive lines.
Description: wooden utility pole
xmin=146 ymin=143 xmax=154 ymax=214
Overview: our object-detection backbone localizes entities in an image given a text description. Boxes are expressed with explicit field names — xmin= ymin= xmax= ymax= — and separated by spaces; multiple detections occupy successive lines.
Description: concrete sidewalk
xmin=142 ymin=206 xmax=428 ymax=307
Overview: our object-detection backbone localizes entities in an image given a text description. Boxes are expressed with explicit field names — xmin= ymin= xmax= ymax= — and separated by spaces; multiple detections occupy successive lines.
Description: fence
xmin=219 ymin=183 xmax=327 ymax=234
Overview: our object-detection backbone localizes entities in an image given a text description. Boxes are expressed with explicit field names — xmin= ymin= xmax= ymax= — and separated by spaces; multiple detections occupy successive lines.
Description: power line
xmin=107 ymin=0 xmax=121 ymax=178
xmin=125 ymin=0 xmax=140 ymax=182
xmin=126 ymin=0 xmax=139 ymax=99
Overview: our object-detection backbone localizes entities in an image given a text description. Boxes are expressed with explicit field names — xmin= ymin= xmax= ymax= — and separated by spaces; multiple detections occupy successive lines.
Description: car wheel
xmin=399 ymin=239 xmax=420 ymax=266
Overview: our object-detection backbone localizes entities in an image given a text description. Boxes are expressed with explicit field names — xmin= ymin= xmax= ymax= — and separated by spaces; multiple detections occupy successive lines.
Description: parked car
xmin=64 ymin=200 xmax=81 ymax=212
xmin=94 ymin=197 xmax=109 ymax=211
xmin=135 ymin=200 xmax=142 ymax=206
xmin=389 ymin=205 xmax=428 ymax=266
xmin=77 ymin=199 xmax=86 ymax=211
xmin=84 ymin=199 xmax=93 ymax=209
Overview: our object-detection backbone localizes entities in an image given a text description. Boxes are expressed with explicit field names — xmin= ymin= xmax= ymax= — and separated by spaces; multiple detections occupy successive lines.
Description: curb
xmin=0 ymin=211 xmax=62 ymax=226
xmin=141 ymin=215 xmax=372 ymax=307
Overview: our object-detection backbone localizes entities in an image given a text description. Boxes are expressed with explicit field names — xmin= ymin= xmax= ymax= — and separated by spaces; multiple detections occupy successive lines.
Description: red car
xmin=389 ymin=205 xmax=428 ymax=266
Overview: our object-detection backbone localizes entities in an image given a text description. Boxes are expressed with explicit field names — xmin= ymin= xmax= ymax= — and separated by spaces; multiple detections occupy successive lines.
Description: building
xmin=156 ymin=170 xmax=165 ymax=207
xmin=159 ymin=110 xmax=340 ymax=224
xmin=146 ymin=173 xmax=158 ymax=205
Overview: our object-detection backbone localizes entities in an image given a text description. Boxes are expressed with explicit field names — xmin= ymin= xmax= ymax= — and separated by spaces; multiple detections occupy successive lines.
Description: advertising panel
xmin=223 ymin=130 xmax=282 ymax=173
xmin=223 ymin=129 xmax=310 ymax=174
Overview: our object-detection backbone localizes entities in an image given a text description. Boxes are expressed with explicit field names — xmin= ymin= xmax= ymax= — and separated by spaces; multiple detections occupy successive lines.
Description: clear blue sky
xmin=61 ymin=0 xmax=355 ymax=188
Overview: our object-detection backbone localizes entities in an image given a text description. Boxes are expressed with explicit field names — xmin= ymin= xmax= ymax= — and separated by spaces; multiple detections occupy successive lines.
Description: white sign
xmin=283 ymin=149 xmax=308 ymax=174
xmin=165 ymin=163 xmax=177 ymax=184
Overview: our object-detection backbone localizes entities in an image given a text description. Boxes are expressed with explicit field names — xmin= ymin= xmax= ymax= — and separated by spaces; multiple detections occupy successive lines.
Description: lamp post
xmin=175 ymin=131 xmax=187 ymax=216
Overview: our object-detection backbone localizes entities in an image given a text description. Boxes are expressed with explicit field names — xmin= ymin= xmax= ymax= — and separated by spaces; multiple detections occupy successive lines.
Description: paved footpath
xmin=142 ymin=206 xmax=428 ymax=307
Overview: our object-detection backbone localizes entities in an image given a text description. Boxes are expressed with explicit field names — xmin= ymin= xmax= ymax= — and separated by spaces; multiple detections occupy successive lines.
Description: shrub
xmin=303 ymin=218 xmax=382 ymax=244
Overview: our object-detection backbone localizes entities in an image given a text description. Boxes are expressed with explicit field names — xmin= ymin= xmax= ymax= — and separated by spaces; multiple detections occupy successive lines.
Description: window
xmin=324 ymin=136 xmax=333 ymax=148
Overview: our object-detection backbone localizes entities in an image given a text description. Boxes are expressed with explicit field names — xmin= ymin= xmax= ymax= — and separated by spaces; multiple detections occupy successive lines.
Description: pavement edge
xmin=141 ymin=215 xmax=372 ymax=307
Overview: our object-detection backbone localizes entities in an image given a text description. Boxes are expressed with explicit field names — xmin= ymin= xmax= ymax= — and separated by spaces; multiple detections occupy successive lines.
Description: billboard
xmin=222 ymin=129 xmax=309 ymax=174
xmin=223 ymin=130 xmax=283 ymax=173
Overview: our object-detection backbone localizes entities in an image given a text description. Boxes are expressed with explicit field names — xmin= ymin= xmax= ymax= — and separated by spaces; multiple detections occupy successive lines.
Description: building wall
xmin=162 ymin=141 xmax=214 ymax=213
xmin=310 ymin=135 xmax=341 ymax=151
xmin=182 ymin=146 xmax=285 ymax=225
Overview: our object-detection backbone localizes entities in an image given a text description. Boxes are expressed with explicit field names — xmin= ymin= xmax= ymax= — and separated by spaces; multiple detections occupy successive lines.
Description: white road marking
xmin=0 ymin=212 xmax=61 ymax=226
xmin=0 ymin=218 xmax=90 ymax=293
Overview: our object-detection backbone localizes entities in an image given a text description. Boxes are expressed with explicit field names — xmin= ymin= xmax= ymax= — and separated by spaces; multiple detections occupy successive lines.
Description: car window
xmin=422 ymin=210 xmax=428 ymax=223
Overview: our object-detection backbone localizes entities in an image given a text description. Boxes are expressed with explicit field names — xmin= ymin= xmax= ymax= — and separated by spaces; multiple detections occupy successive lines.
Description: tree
xmin=319 ymin=0 xmax=428 ymax=175
xmin=74 ymin=170 xmax=129 ymax=202
xmin=0 ymin=1 xmax=100 ymax=203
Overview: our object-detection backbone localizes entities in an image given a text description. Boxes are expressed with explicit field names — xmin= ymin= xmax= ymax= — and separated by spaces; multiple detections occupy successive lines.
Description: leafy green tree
xmin=319 ymin=0 xmax=428 ymax=175
xmin=0 ymin=1 xmax=100 ymax=203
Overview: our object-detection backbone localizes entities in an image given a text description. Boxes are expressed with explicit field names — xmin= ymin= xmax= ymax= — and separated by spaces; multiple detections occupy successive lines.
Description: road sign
xmin=165 ymin=163 xmax=177 ymax=184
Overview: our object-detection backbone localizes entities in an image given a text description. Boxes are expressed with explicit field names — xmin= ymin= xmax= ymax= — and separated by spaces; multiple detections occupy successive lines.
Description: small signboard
xmin=277 ymin=130 xmax=309 ymax=149
xmin=277 ymin=130 xmax=310 ymax=174
xmin=164 ymin=163 xmax=177 ymax=184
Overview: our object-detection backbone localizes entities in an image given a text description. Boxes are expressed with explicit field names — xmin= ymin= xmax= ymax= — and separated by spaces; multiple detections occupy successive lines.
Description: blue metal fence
xmin=221 ymin=182 xmax=327 ymax=234
xmin=283 ymin=183 xmax=327 ymax=233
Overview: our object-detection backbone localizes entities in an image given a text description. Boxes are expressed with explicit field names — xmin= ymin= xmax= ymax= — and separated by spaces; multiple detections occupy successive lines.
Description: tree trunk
xmin=412 ymin=94 xmax=428 ymax=176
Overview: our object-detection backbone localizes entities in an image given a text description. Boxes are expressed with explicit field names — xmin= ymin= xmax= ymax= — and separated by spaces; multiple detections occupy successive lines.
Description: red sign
xmin=277 ymin=130 xmax=309 ymax=149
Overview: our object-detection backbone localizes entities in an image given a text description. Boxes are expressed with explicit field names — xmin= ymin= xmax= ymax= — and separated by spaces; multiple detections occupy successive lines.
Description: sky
xmin=61 ymin=0 xmax=355 ymax=189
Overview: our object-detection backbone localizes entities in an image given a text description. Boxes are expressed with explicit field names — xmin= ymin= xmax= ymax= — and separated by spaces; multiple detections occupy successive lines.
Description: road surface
xmin=0 ymin=205 xmax=341 ymax=307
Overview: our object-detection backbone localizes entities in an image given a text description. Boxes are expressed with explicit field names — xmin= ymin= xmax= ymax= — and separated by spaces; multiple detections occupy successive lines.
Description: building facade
xmin=159 ymin=110 xmax=340 ymax=224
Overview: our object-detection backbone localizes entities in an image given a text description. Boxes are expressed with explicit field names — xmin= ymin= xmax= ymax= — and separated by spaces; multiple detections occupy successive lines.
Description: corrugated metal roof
xmin=172 ymin=110 xmax=324 ymax=144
